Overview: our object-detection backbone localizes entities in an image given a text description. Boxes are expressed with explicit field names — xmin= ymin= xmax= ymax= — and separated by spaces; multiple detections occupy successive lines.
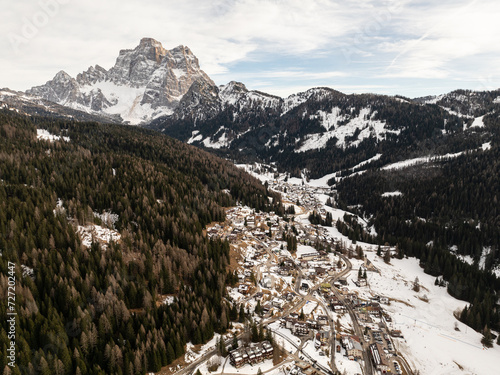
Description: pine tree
xmin=383 ymin=249 xmax=391 ymax=264
xmin=238 ymin=305 xmax=246 ymax=323
xmin=413 ymin=277 xmax=420 ymax=292
xmin=481 ymin=327 xmax=493 ymax=348
xmin=166 ymin=342 xmax=176 ymax=364
xmin=232 ymin=334 xmax=239 ymax=350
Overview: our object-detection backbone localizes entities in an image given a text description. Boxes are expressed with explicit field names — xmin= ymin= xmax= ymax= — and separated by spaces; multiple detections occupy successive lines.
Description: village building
xmin=229 ymin=341 xmax=274 ymax=368
xmin=342 ymin=336 xmax=363 ymax=360
xmin=293 ymin=322 xmax=309 ymax=336
xmin=369 ymin=343 xmax=390 ymax=373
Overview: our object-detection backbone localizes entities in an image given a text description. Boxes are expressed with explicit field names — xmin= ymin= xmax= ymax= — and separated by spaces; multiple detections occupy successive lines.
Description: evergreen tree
xmin=481 ymin=327 xmax=493 ymax=348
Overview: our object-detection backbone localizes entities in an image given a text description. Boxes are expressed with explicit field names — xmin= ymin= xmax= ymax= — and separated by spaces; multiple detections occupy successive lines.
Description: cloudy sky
xmin=2 ymin=0 xmax=499 ymax=98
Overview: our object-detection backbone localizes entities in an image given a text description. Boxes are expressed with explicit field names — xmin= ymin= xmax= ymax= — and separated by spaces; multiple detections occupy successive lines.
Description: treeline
xmin=335 ymin=214 xmax=376 ymax=244
xmin=336 ymin=142 xmax=500 ymax=332
xmin=308 ymin=211 xmax=333 ymax=227
xmin=0 ymin=110 xmax=281 ymax=375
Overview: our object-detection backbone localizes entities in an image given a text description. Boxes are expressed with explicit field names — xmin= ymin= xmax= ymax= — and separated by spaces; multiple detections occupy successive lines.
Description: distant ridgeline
xmin=0 ymin=109 xmax=283 ymax=374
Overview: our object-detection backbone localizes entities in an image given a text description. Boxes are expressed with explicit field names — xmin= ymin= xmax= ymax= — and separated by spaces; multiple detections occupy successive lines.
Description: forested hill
xmin=336 ymin=133 xmax=500 ymax=333
xmin=0 ymin=110 xmax=282 ymax=375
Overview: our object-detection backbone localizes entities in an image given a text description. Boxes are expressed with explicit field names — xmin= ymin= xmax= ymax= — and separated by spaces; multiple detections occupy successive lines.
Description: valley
xmin=169 ymin=163 xmax=500 ymax=375
xmin=1 ymin=36 xmax=500 ymax=375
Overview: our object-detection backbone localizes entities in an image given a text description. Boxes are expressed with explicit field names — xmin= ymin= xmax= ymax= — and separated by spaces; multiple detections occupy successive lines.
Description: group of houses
xmin=229 ymin=341 xmax=274 ymax=368
xmin=281 ymin=314 xmax=331 ymax=338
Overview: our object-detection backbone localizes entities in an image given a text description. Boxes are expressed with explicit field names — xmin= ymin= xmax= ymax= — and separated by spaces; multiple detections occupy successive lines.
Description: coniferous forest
xmin=0 ymin=110 xmax=283 ymax=375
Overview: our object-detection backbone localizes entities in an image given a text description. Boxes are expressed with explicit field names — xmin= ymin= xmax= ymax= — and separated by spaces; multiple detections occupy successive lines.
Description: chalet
xmin=252 ymin=293 xmax=263 ymax=303
xmin=379 ymin=297 xmax=389 ymax=304
xmin=272 ymin=297 xmax=285 ymax=309
xmin=293 ymin=322 xmax=309 ymax=336
xmin=279 ymin=266 xmax=292 ymax=276
xmin=306 ymin=319 xmax=319 ymax=330
xmin=238 ymin=284 xmax=250 ymax=294
xmin=315 ymin=266 xmax=327 ymax=276
xmin=295 ymin=360 xmax=315 ymax=373
xmin=303 ymin=367 xmax=317 ymax=375
xmin=318 ymin=250 xmax=328 ymax=258
xmin=338 ymin=278 xmax=348 ymax=286
xmin=261 ymin=302 xmax=272 ymax=315
xmin=368 ymin=302 xmax=381 ymax=315
xmin=246 ymin=216 xmax=256 ymax=228
xmin=356 ymin=278 xmax=367 ymax=287
xmin=261 ymin=277 xmax=272 ymax=289
xmin=285 ymin=317 xmax=297 ymax=330
xmin=244 ymin=269 xmax=253 ymax=277
xmin=346 ymin=293 xmax=359 ymax=305
xmin=317 ymin=315 xmax=329 ymax=326
xmin=333 ymin=303 xmax=346 ymax=313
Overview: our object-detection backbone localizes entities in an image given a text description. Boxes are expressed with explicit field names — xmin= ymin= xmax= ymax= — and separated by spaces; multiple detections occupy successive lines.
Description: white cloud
xmin=382 ymin=0 xmax=500 ymax=79
xmin=0 ymin=0 xmax=499 ymax=96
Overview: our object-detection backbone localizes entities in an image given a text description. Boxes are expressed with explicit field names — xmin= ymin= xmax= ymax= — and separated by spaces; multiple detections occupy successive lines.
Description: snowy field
xmin=353 ymin=253 xmax=500 ymax=375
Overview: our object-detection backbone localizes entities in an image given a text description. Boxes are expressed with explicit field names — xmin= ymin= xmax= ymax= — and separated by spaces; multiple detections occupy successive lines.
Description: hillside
xmin=151 ymin=85 xmax=497 ymax=180
xmin=0 ymin=110 xmax=282 ymax=375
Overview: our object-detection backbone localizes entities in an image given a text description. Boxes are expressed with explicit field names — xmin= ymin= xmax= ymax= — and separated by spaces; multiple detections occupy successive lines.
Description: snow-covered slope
xmin=297 ymin=107 xmax=401 ymax=152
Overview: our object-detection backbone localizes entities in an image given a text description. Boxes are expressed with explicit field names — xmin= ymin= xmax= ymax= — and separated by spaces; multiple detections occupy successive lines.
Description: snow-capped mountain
xmin=26 ymin=38 xmax=214 ymax=124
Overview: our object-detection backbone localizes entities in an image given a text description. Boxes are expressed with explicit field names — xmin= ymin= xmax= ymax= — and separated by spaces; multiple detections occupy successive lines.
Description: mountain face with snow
xmin=26 ymin=38 xmax=214 ymax=124
xmin=152 ymin=83 xmax=498 ymax=178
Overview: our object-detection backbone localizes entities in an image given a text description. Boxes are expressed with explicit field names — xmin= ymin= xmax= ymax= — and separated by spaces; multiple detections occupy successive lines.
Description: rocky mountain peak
xmin=25 ymin=38 xmax=215 ymax=124
xmin=136 ymin=37 xmax=168 ymax=63
xmin=27 ymin=70 xmax=79 ymax=104
xmin=76 ymin=65 xmax=108 ymax=86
